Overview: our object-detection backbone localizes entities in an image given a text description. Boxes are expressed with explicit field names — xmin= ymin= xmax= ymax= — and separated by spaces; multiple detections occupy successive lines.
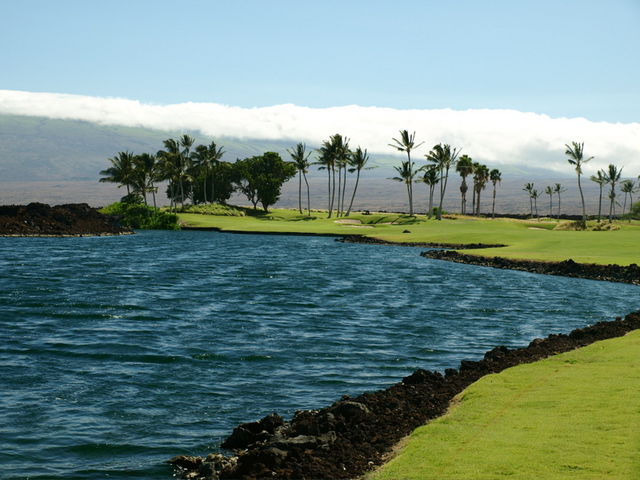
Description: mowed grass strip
xmin=369 ymin=330 xmax=640 ymax=480
xmin=179 ymin=209 xmax=640 ymax=265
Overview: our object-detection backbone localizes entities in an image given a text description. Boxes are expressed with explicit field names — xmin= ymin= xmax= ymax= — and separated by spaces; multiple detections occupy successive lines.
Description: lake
xmin=1 ymin=230 xmax=637 ymax=479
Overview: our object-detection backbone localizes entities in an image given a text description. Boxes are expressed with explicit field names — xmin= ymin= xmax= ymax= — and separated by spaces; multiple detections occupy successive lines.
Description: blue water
xmin=0 ymin=231 xmax=638 ymax=479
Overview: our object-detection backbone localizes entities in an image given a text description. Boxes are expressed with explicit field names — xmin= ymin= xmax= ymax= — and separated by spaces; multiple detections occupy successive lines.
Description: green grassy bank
xmin=368 ymin=330 xmax=640 ymax=480
xmin=179 ymin=209 xmax=640 ymax=265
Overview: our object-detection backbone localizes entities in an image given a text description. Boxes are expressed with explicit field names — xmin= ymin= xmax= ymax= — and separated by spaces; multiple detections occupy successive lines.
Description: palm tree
xmin=99 ymin=151 xmax=135 ymax=196
xmin=544 ymin=185 xmax=554 ymax=218
xmin=194 ymin=141 xmax=225 ymax=204
xmin=391 ymin=160 xmax=417 ymax=215
xmin=456 ymin=154 xmax=474 ymax=214
xmin=346 ymin=146 xmax=374 ymax=216
xmin=604 ymin=164 xmax=622 ymax=223
xmin=620 ymin=179 xmax=636 ymax=222
xmin=426 ymin=143 xmax=460 ymax=220
xmin=565 ymin=142 xmax=593 ymax=224
xmin=316 ymin=141 xmax=334 ymax=217
xmin=421 ymin=164 xmax=439 ymax=219
xmin=590 ymin=170 xmax=607 ymax=223
xmin=132 ymin=153 xmax=159 ymax=211
xmin=523 ymin=182 xmax=535 ymax=218
xmin=553 ymin=183 xmax=566 ymax=219
xmin=490 ymin=169 xmax=502 ymax=219
xmin=531 ymin=189 xmax=541 ymax=220
xmin=473 ymin=164 xmax=489 ymax=216
xmin=287 ymin=143 xmax=312 ymax=215
xmin=389 ymin=130 xmax=423 ymax=216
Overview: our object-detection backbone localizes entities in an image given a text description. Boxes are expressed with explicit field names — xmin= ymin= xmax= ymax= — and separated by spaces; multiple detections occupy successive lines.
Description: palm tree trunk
xmin=346 ymin=170 xmax=361 ymax=216
xmin=578 ymin=174 xmax=586 ymax=223
xmin=298 ymin=172 xmax=303 ymax=214
xmin=492 ymin=187 xmax=497 ymax=219
xmin=303 ymin=172 xmax=311 ymax=217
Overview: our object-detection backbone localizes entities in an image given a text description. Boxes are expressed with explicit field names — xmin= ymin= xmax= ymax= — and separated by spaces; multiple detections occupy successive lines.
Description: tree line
xmin=99 ymin=134 xmax=297 ymax=213
xmin=523 ymin=142 xmax=638 ymax=224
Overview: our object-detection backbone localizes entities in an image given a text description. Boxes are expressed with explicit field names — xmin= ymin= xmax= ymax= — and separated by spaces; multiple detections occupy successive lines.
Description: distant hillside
xmin=0 ymin=113 xmax=617 ymax=215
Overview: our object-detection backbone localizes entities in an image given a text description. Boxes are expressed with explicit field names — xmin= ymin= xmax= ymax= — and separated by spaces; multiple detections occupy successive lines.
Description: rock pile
xmin=0 ymin=203 xmax=132 ymax=236
xmin=169 ymin=311 xmax=640 ymax=480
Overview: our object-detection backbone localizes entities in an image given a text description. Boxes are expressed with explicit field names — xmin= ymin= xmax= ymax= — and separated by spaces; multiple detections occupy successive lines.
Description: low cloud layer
xmin=2 ymin=89 xmax=639 ymax=175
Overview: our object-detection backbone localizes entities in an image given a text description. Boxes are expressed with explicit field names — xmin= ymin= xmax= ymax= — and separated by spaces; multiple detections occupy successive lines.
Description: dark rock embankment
xmin=338 ymin=234 xmax=506 ymax=250
xmin=0 ymin=203 xmax=132 ymax=236
xmin=422 ymin=250 xmax=640 ymax=286
xmin=169 ymin=311 xmax=640 ymax=480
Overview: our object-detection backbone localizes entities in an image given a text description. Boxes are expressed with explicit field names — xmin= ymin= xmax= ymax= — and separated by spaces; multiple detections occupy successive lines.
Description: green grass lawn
xmin=178 ymin=209 xmax=640 ymax=265
xmin=367 ymin=330 xmax=640 ymax=480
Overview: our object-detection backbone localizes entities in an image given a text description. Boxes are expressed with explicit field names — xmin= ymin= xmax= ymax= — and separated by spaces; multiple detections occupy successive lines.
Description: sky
xmin=2 ymin=0 xmax=640 ymax=174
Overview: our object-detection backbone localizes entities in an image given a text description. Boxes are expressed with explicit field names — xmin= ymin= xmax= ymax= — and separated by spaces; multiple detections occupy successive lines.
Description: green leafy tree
xmin=389 ymin=130 xmax=423 ymax=216
xmin=234 ymin=152 xmax=297 ymax=212
xmin=317 ymin=134 xmax=350 ymax=218
xmin=456 ymin=154 xmax=474 ymax=214
xmin=590 ymin=170 xmax=607 ymax=223
xmin=565 ymin=141 xmax=593 ymax=224
xmin=287 ymin=143 xmax=312 ymax=216
xmin=490 ymin=169 xmax=502 ymax=219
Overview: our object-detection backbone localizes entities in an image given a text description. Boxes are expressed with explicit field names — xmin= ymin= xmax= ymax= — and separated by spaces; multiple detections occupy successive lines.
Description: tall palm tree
xmin=194 ymin=141 xmax=225 ymax=204
xmin=346 ymin=146 xmax=374 ymax=216
xmin=391 ymin=160 xmax=417 ymax=215
xmin=99 ymin=151 xmax=135 ymax=196
xmin=489 ymin=169 xmax=502 ymax=219
xmin=132 ymin=153 xmax=159 ymax=211
xmin=421 ymin=165 xmax=439 ymax=219
xmin=473 ymin=164 xmax=489 ymax=216
xmin=287 ymin=142 xmax=312 ymax=216
xmin=544 ymin=185 xmax=554 ymax=218
xmin=456 ymin=154 xmax=473 ymax=214
xmin=389 ymin=130 xmax=423 ymax=216
xmin=553 ymin=183 xmax=566 ymax=219
xmin=426 ymin=143 xmax=460 ymax=220
xmin=620 ymin=179 xmax=636 ymax=222
xmin=531 ymin=189 xmax=541 ymax=220
xmin=523 ymin=182 xmax=535 ymax=218
xmin=565 ymin=142 xmax=593 ymax=224
xmin=590 ymin=170 xmax=607 ymax=223
xmin=604 ymin=164 xmax=622 ymax=223
xmin=316 ymin=141 xmax=335 ymax=218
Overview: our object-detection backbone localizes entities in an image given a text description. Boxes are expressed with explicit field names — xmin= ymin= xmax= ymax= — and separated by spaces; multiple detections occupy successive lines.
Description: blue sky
xmin=3 ymin=0 xmax=640 ymax=123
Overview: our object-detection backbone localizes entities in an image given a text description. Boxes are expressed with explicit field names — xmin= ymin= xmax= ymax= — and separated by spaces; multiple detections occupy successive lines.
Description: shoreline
xmin=170 ymin=311 xmax=640 ymax=480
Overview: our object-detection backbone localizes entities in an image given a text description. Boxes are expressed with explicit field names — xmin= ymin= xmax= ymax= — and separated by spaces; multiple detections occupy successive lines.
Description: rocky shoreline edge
xmin=421 ymin=250 xmax=640 ymax=286
xmin=0 ymin=203 xmax=133 ymax=237
xmin=169 ymin=311 xmax=640 ymax=480
xmin=340 ymin=234 xmax=640 ymax=286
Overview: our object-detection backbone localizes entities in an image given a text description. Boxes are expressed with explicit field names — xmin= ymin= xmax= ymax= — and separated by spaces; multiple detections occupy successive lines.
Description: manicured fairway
xmin=368 ymin=330 xmax=640 ymax=480
xmin=179 ymin=209 xmax=640 ymax=265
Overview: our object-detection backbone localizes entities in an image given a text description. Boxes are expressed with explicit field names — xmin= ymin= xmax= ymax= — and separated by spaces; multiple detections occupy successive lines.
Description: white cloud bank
xmin=2 ymin=89 xmax=640 ymax=175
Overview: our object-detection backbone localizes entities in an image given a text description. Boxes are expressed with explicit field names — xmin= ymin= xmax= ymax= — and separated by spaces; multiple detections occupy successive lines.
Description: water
xmin=0 ymin=230 xmax=638 ymax=479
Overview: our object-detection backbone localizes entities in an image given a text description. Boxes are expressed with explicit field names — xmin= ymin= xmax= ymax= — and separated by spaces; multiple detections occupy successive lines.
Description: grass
xmin=368 ymin=330 xmax=640 ymax=480
xmin=178 ymin=209 xmax=640 ymax=265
